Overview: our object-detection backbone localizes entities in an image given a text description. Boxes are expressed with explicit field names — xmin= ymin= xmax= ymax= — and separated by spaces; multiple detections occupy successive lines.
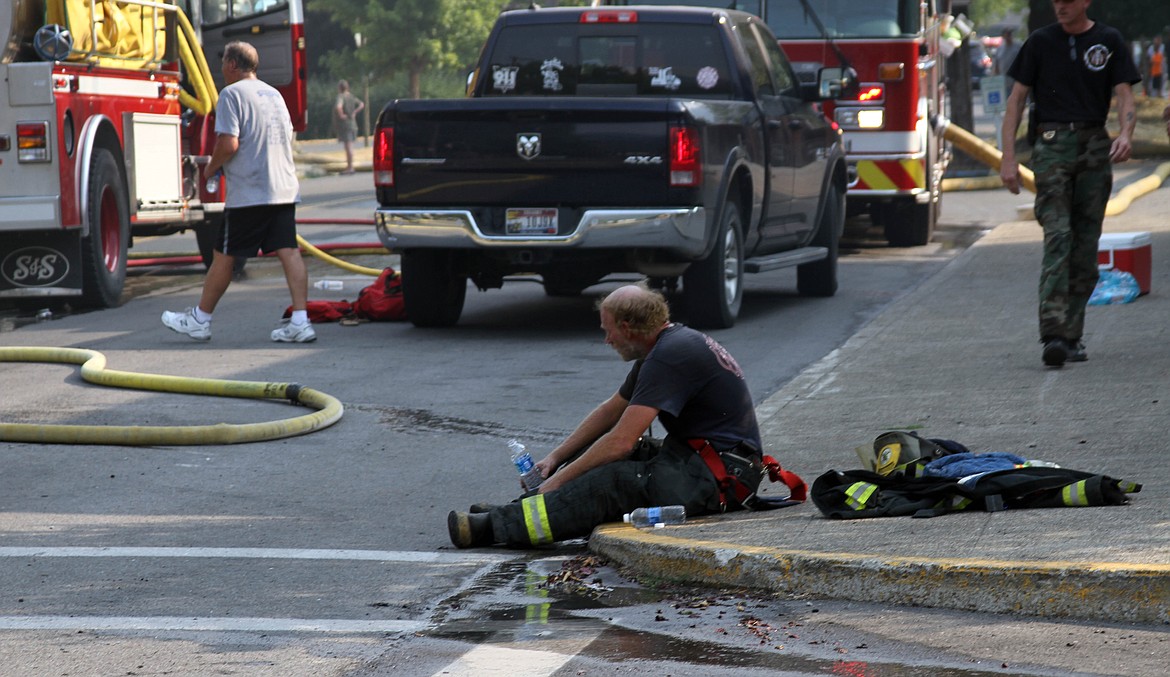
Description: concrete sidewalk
xmin=592 ymin=180 xmax=1170 ymax=625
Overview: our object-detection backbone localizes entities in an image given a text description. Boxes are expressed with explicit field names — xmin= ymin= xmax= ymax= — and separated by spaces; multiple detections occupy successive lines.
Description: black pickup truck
xmin=373 ymin=5 xmax=849 ymax=328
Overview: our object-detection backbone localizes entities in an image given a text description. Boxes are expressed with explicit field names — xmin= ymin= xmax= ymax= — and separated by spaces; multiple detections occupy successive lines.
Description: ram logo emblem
xmin=517 ymin=133 xmax=541 ymax=160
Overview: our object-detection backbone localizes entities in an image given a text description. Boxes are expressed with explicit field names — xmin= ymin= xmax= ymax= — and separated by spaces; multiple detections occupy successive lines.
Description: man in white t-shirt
xmin=162 ymin=41 xmax=315 ymax=343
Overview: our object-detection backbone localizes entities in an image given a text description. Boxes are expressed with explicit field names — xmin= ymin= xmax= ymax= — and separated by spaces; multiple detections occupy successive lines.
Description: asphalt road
xmin=0 ymin=173 xmax=1055 ymax=675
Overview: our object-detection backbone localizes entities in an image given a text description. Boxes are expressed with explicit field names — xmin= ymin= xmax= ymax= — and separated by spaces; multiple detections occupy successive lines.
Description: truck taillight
xmin=16 ymin=122 xmax=50 ymax=163
xmin=374 ymin=126 xmax=394 ymax=187
xmin=669 ymin=126 xmax=700 ymax=187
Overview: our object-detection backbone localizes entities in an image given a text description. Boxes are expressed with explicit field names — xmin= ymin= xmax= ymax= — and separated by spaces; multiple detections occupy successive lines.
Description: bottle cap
xmin=623 ymin=513 xmax=632 ymax=523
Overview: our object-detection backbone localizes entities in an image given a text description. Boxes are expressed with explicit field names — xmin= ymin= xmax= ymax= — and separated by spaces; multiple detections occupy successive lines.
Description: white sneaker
xmin=271 ymin=320 xmax=316 ymax=343
xmin=161 ymin=308 xmax=211 ymax=341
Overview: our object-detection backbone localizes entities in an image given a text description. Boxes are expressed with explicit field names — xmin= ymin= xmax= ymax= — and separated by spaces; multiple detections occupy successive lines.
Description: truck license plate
xmin=505 ymin=208 xmax=558 ymax=235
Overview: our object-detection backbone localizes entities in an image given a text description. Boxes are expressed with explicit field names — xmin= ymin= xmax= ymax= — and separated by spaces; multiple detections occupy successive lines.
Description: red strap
xmin=688 ymin=438 xmax=732 ymax=508
xmin=687 ymin=440 xmax=807 ymax=506
xmin=762 ymin=454 xmax=807 ymax=502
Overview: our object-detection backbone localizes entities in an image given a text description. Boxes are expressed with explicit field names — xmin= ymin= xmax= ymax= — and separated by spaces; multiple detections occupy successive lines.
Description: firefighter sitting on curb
xmin=448 ymin=283 xmax=769 ymax=548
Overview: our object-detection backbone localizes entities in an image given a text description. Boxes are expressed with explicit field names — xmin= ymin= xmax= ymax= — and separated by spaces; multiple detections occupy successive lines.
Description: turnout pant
xmin=489 ymin=437 xmax=725 ymax=547
xmin=1031 ymin=128 xmax=1112 ymax=342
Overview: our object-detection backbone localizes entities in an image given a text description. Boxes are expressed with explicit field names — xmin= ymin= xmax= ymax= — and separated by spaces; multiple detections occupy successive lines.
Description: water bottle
xmin=508 ymin=439 xmax=542 ymax=492
xmin=313 ymin=280 xmax=344 ymax=290
xmin=623 ymin=505 xmax=686 ymax=528
xmin=205 ymin=169 xmax=222 ymax=194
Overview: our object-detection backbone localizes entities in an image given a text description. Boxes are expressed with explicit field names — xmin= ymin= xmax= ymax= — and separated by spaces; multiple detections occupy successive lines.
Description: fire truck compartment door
xmin=6 ymin=63 xmax=54 ymax=106
xmin=122 ymin=112 xmax=183 ymax=220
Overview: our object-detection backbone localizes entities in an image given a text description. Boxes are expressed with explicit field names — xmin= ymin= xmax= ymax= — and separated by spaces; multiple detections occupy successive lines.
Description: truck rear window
xmin=482 ymin=24 xmax=735 ymax=99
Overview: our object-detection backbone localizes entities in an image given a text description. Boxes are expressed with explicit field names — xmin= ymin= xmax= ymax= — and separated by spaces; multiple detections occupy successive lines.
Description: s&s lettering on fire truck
xmin=595 ymin=0 xmax=950 ymax=247
xmin=0 ymin=0 xmax=306 ymax=307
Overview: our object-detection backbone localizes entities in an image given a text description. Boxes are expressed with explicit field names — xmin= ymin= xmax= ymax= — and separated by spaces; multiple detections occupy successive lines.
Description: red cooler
xmin=1098 ymin=232 xmax=1151 ymax=295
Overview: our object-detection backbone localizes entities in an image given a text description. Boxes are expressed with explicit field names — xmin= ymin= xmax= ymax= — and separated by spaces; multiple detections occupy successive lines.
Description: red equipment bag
xmin=283 ymin=300 xmax=353 ymax=323
xmin=352 ymin=267 xmax=406 ymax=321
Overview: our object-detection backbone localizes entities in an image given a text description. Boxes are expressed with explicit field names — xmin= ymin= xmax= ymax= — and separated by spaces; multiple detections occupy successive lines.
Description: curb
xmin=589 ymin=524 xmax=1170 ymax=624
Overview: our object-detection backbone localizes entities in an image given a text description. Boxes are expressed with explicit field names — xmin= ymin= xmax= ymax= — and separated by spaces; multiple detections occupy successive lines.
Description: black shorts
xmin=218 ymin=203 xmax=298 ymax=258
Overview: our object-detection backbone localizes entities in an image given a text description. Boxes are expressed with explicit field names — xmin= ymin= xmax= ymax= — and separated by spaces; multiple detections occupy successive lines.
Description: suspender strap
xmin=686 ymin=438 xmax=807 ymax=509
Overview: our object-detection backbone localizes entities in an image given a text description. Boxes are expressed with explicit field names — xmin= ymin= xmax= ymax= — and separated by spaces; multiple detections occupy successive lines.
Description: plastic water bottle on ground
xmin=313 ymin=280 xmax=344 ymax=290
xmin=623 ymin=505 xmax=686 ymax=528
xmin=508 ymin=439 xmax=542 ymax=492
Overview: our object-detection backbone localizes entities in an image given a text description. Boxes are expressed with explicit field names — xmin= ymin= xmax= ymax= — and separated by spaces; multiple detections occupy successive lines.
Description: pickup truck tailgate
xmin=390 ymin=98 xmax=680 ymax=206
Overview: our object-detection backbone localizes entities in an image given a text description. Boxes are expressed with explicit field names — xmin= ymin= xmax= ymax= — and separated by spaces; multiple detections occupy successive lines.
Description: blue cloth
xmin=923 ymin=452 xmax=1027 ymax=478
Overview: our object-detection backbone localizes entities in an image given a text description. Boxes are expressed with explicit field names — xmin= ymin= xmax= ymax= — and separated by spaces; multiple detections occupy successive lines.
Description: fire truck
xmin=596 ymin=0 xmax=950 ymax=247
xmin=0 ymin=0 xmax=306 ymax=307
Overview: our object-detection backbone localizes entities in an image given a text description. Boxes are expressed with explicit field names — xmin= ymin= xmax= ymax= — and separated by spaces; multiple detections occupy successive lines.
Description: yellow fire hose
xmin=295 ymin=235 xmax=385 ymax=276
xmin=936 ymin=117 xmax=1037 ymax=193
xmin=935 ymin=117 xmax=1170 ymax=217
xmin=0 ymin=347 xmax=343 ymax=446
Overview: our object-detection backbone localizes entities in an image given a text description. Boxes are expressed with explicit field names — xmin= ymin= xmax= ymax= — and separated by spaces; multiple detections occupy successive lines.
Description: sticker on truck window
xmin=541 ymin=58 xmax=564 ymax=91
xmin=493 ymin=66 xmax=519 ymax=92
xmin=649 ymin=67 xmax=681 ymax=90
xmin=696 ymin=66 xmax=720 ymax=90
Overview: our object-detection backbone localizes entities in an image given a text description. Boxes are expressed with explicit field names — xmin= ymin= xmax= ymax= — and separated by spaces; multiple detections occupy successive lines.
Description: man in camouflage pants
xmin=1000 ymin=0 xmax=1140 ymax=367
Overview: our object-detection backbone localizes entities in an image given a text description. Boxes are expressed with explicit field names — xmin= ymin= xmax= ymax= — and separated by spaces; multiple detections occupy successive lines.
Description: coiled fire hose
xmin=0 ymin=347 xmax=343 ymax=446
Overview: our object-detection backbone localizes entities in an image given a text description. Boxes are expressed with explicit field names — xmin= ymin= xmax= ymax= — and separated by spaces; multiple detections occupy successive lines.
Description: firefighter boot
xmin=448 ymin=510 xmax=494 ymax=548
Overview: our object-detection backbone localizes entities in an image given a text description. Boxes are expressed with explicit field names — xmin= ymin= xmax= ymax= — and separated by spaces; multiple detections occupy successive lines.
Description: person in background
xmin=448 ymin=284 xmax=768 ymax=548
xmin=161 ymin=41 xmax=314 ymax=343
xmin=333 ymin=79 xmax=365 ymax=175
xmin=999 ymin=0 xmax=1140 ymax=367
xmin=1148 ymin=36 xmax=1165 ymax=98
xmin=995 ymin=27 xmax=1022 ymax=94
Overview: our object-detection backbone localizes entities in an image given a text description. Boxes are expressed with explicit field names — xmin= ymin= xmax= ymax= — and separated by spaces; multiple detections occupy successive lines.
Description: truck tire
xmin=684 ymin=198 xmax=743 ymax=329
xmin=80 ymin=148 xmax=129 ymax=308
xmin=401 ymin=249 xmax=467 ymax=327
xmin=797 ymin=182 xmax=842 ymax=297
xmin=883 ymin=194 xmax=936 ymax=247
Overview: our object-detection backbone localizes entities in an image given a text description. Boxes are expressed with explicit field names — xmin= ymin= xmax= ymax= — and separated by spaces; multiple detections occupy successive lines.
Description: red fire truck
xmin=0 ymin=0 xmax=307 ymax=307
xmin=597 ymin=0 xmax=950 ymax=246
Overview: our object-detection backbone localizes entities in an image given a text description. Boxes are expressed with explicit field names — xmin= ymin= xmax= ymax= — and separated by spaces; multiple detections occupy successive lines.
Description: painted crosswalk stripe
xmin=0 ymin=546 xmax=509 ymax=564
xmin=0 ymin=616 xmax=426 ymax=633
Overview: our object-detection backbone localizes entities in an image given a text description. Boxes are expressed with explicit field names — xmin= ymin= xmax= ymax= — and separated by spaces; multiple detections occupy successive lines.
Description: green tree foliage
xmin=967 ymin=0 xmax=1026 ymax=27
xmin=307 ymin=0 xmax=507 ymax=99
xmin=1026 ymin=0 xmax=1170 ymax=38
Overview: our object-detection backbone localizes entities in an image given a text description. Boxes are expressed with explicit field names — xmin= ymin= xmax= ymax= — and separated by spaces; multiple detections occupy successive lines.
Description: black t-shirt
xmin=1009 ymin=22 xmax=1141 ymax=124
xmin=618 ymin=324 xmax=762 ymax=451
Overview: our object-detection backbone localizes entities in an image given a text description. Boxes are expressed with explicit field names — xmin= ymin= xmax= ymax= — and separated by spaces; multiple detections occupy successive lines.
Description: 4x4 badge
xmin=517 ymin=133 xmax=541 ymax=160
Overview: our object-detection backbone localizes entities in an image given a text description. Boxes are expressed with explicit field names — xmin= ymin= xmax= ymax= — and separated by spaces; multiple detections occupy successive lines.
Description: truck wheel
xmin=80 ymin=148 xmax=129 ymax=308
xmin=797 ymin=182 xmax=842 ymax=297
xmin=401 ymin=249 xmax=467 ymax=327
xmin=684 ymin=199 xmax=743 ymax=329
xmin=884 ymin=195 xmax=936 ymax=247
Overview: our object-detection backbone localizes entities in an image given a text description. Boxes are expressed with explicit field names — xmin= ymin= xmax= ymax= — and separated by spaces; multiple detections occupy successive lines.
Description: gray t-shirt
xmin=215 ymin=78 xmax=299 ymax=208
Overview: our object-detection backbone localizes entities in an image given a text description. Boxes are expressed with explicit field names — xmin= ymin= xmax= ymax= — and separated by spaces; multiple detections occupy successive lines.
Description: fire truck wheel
xmin=883 ymin=196 xmax=936 ymax=247
xmin=798 ymin=182 xmax=842 ymax=297
xmin=401 ymin=249 xmax=467 ymax=327
xmin=80 ymin=148 xmax=129 ymax=308
xmin=684 ymin=197 xmax=743 ymax=329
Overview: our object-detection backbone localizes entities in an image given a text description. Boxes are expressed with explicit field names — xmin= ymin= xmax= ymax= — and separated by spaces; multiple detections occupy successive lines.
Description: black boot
xmin=448 ymin=510 xmax=494 ymax=548
xmin=1042 ymin=337 xmax=1067 ymax=367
